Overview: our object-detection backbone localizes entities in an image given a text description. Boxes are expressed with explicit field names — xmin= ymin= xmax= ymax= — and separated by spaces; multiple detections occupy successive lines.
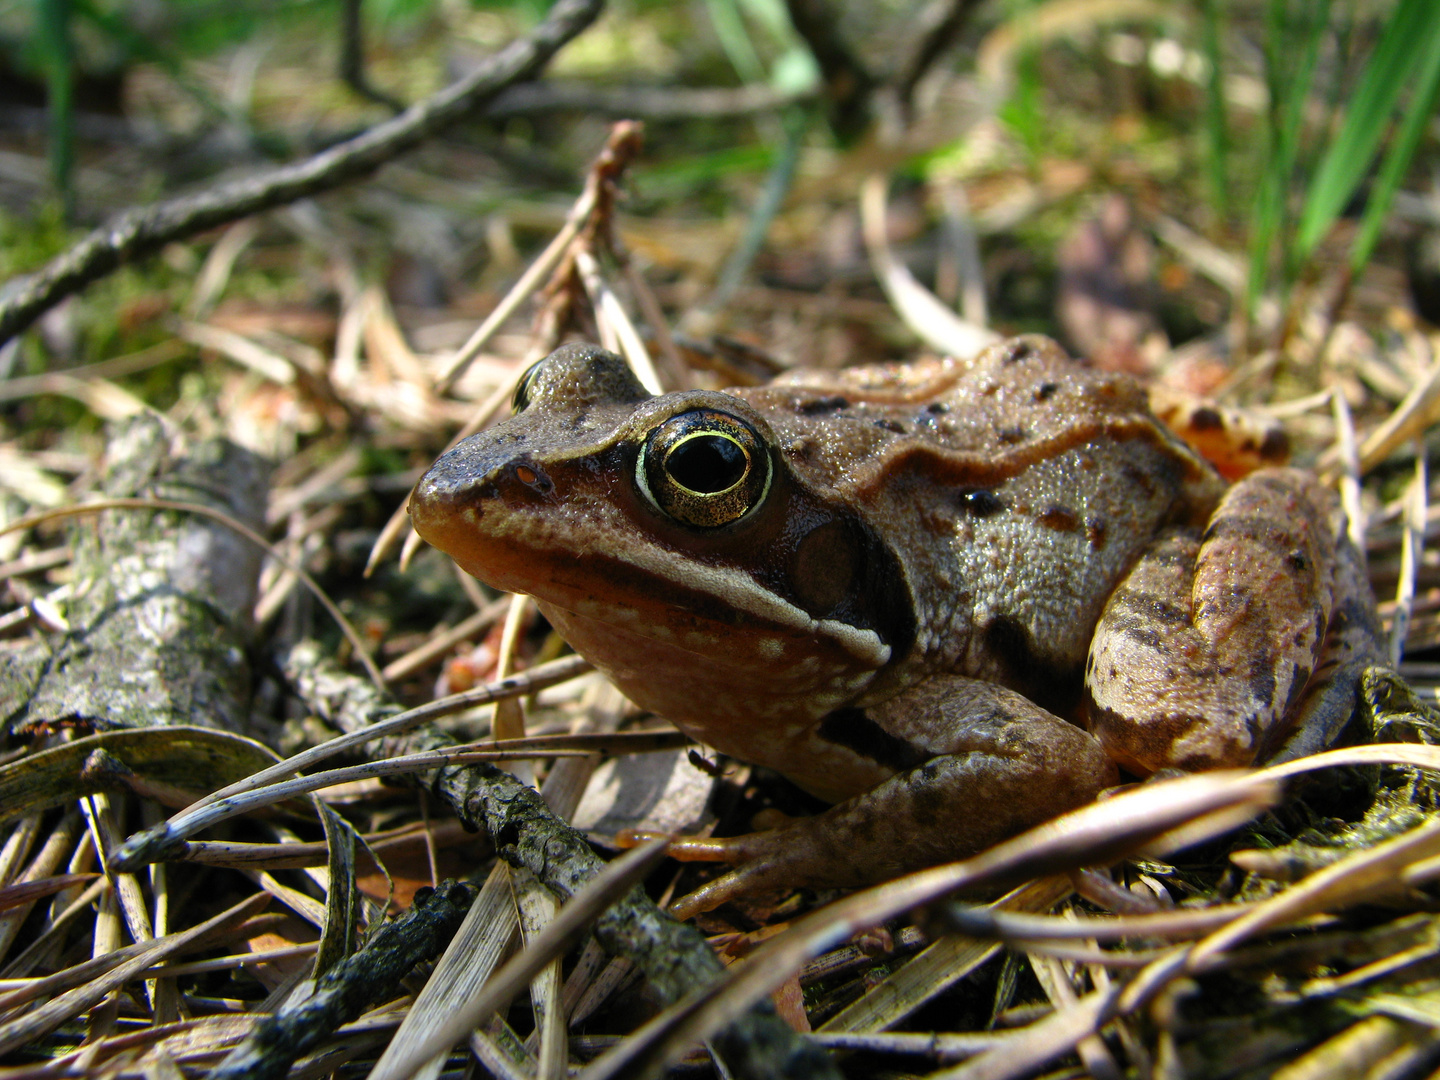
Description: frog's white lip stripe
xmin=500 ymin=511 xmax=892 ymax=670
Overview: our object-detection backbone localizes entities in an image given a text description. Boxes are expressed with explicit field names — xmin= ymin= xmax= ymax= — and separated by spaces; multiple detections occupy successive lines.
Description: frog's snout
xmin=410 ymin=437 xmax=563 ymax=542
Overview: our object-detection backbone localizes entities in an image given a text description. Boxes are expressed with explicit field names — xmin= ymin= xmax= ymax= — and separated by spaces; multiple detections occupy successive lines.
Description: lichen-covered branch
xmin=208 ymin=881 xmax=475 ymax=1080
xmin=1 ymin=414 xmax=270 ymax=736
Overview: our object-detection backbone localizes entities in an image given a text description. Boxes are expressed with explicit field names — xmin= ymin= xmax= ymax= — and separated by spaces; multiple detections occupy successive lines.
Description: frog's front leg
xmin=660 ymin=679 xmax=1114 ymax=919
xmin=1086 ymin=467 xmax=1384 ymax=774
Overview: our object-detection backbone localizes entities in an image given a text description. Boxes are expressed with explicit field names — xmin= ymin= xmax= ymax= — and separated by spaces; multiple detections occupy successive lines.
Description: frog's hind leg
xmin=1085 ymin=467 xmax=1380 ymax=775
xmin=659 ymin=679 xmax=1114 ymax=919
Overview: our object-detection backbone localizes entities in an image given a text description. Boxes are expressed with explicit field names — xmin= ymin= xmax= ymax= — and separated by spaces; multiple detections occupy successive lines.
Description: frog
xmin=409 ymin=335 xmax=1383 ymax=915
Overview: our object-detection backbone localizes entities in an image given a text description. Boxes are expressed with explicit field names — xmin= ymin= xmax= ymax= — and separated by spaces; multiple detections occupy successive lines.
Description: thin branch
xmin=484 ymin=80 xmax=812 ymax=120
xmin=0 ymin=0 xmax=605 ymax=346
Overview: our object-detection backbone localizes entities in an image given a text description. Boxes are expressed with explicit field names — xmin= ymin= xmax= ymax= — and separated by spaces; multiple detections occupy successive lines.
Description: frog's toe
xmin=614 ymin=829 xmax=760 ymax=864
xmin=668 ymin=861 xmax=797 ymax=921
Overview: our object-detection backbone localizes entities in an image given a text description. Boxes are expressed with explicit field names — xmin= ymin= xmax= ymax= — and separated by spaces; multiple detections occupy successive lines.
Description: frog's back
xmin=732 ymin=336 xmax=1227 ymax=707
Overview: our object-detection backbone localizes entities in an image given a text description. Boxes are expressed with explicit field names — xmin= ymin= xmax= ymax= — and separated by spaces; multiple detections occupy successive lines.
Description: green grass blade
xmin=1294 ymin=0 xmax=1440 ymax=258
xmin=705 ymin=0 xmax=768 ymax=85
xmin=1248 ymin=0 xmax=1332 ymax=314
xmin=35 ymin=0 xmax=75 ymax=217
xmin=1349 ymin=27 xmax=1440 ymax=274
xmin=1200 ymin=0 xmax=1230 ymax=219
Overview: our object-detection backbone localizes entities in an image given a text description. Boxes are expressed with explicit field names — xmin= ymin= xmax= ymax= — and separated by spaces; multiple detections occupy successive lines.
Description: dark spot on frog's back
xmin=1118 ymin=459 xmax=1157 ymax=499
xmin=874 ymin=418 xmax=906 ymax=434
xmin=1035 ymin=382 xmax=1059 ymax=401
xmin=817 ymin=707 xmax=930 ymax=772
xmin=997 ymin=425 xmax=1027 ymax=444
xmin=957 ymin=488 xmax=1005 ymax=518
xmin=1002 ymin=339 xmax=1037 ymax=363
xmin=1037 ymin=505 xmax=1080 ymax=533
xmin=796 ymin=395 xmax=849 ymax=415
xmin=1247 ymin=653 xmax=1278 ymax=713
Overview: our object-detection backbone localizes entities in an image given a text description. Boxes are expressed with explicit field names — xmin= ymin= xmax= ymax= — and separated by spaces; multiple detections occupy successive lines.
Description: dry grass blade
xmin=819 ymin=877 xmax=1072 ymax=1035
xmin=1391 ymin=448 xmax=1427 ymax=664
xmin=511 ymin=867 xmax=567 ymax=1080
xmin=175 ymin=320 xmax=300 ymax=385
xmin=371 ymin=837 xmax=671 ymax=1080
xmin=860 ymin=173 xmax=998 ymax=358
xmin=575 ymin=249 xmax=663 ymax=394
xmin=0 ymin=872 xmax=96 ymax=914
xmin=0 ymin=878 xmax=109 ymax=980
xmin=1255 ymin=741 xmax=1440 ymax=780
xmin=933 ymin=742 xmax=1440 ymax=1079
xmin=0 ymin=341 xmax=186 ymax=404
xmin=433 ymin=211 xmax=586 ymax=394
xmin=1029 ymin=952 xmax=1121 ymax=1080
xmin=0 ymin=891 xmax=269 ymax=1056
xmin=380 ymin=598 xmax=509 ymax=683
xmin=110 ymin=654 xmax=590 ymax=872
xmin=1352 ymin=339 xmax=1440 ymax=474
xmin=367 ymin=864 xmax=518 ymax=1080
xmin=942 ymin=899 xmax=1258 ymax=943
xmin=1331 ymin=388 xmax=1366 ymax=550
xmin=431 ymin=119 xmax=649 ymax=396
xmin=578 ymin=772 xmax=1281 ymax=1080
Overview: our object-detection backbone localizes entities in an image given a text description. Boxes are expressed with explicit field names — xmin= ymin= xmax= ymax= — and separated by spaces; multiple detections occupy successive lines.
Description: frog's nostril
xmin=510 ymin=460 xmax=554 ymax=495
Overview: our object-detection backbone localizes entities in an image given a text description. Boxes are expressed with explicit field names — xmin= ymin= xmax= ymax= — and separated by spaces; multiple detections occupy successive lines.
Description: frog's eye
xmin=638 ymin=409 xmax=772 ymax=528
xmin=511 ymin=360 xmax=546 ymax=413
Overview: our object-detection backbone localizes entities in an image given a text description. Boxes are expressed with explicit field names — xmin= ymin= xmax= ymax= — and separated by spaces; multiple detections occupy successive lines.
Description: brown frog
xmin=410 ymin=336 xmax=1382 ymax=913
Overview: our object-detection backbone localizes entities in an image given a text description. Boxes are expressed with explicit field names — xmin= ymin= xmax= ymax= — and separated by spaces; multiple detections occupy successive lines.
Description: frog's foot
xmin=1086 ymin=467 xmax=1382 ymax=773
xmin=625 ymin=685 xmax=1115 ymax=918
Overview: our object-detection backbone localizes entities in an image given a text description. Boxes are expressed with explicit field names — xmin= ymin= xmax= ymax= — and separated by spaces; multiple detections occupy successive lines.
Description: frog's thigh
xmin=689 ymin=679 xmax=1114 ymax=897
xmin=1087 ymin=467 xmax=1348 ymax=773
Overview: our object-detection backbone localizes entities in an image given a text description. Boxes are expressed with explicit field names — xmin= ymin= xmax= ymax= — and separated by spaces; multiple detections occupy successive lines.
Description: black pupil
xmin=667 ymin=435 xmax=747 ymax=493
